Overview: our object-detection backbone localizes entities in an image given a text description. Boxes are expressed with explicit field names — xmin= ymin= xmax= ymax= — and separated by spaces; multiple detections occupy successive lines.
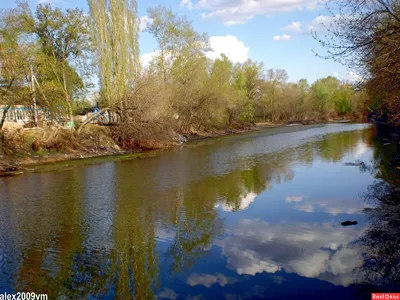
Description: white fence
xmin=0 ymin=105 xmax=52 ymax=124
xmin=1 ymin=105 xmax=117 ymax=126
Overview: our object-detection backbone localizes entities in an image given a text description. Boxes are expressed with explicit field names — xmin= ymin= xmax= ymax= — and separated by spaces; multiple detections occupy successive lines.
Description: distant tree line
xmin=0 ymin=0 xmax=368 ymax=141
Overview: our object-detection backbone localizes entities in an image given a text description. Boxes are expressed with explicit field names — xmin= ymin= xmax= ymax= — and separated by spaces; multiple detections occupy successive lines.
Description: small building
xmin=0 ymin=105 xmax=32 ymax=124
xmin=0 ymin=105 xmax=52 ymax=125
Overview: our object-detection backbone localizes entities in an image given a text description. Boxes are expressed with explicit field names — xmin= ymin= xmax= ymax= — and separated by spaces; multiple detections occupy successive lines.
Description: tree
xmin=35 ymin=4 xmax=92 ymax=123
xmin=208 ymin=54 xmax=236 ymax=126
xmin=228 ymin=60 xmax=263 ymax=123
xmin=310 ymin=76 xmax=340 ymax=116
xmin=315 ymin=0 xmax=400 ymax=124
xmin=146 ymin=6 xmax=211 ymax=133
xmin=297 ymin=79 xmax=311 ymax=119
xmin=147 ymin=6 xmax=208 ymax=82
xmin=333 ymin=85 xmax=352 ymax=116
xmin=261 ymin=69 xmax=288 ymax=121
xmin=0 ymin=0 xmax=35 ymax=129
xmin=88 ymin=0 xmax=140 ymax=108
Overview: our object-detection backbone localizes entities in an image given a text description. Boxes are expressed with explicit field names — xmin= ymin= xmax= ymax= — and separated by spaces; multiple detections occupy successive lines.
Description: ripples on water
xmin=0 ymin=124 xmax=398 ymax=299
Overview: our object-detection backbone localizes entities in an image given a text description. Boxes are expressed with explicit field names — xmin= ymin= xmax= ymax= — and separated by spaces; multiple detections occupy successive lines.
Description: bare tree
xmin=314 ymin=0 xmax=400 ymax=124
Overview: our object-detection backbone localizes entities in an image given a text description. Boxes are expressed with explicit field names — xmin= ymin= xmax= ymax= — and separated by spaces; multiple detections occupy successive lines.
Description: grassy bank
xmin=0 ymin=119 xmax=359 ymax=177
xmin=0 ymin=123 xmax=260 ymax=176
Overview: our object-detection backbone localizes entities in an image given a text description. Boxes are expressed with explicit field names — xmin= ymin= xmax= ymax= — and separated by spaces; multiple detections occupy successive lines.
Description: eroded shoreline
xmin=0 ymin=121 xmax=355 ymax=177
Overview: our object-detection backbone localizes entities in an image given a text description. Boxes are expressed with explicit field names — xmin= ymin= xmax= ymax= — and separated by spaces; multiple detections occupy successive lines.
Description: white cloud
xmin=281 ymin=21 xmax=303 ymax=32
xmin=332 ymin=71 xmax=339 ymax=78
xmin=217 ymin=219 xmax=365 ymax=286
xmin=180 ymin=0 xmax=194 ymax=10
xmin=290 ymin=250 xmax=330 ymax=277
xmin=140 ymin=50 xmax=160 ymax=68
xmin=206 ymin=35 xmax=249 ymax=63
xmin=308 ymin=15 xmax=335 ymax=34
xmin=190 ymin=0 xmax=321 ymax=26
xmin=296 ymin=203 xmax=315 ymax=213
xmin=38 ymin=0 xmax=52 ymax=3
xmin=354 ymin=142 xmax=368 ymax=159
xmin=157 ymin=288 xmax=178 ymax=300
xmin=187 ymin=273 xmax=230 ymax=287
xmin=139 ymin=16 xmax=153 ymax=32
xmin=294 ymin=195 xmax=370 ymax=216
xmin=279 ymin=15 xmax=336 ymax=37
xmin=236 ymin=251 xmax=281 ymax=275
xmin=143 ymin=36 xmax=249 ymax=67
xmin=273 ymin=34 xmax=292 ymax=41
xmin=216 ymin=192 xmax=257 ymax=211
xmin=347 ymin=71 xmax=363 ymax=83
xmin=285 ymin=196 xmax=304 ymax=203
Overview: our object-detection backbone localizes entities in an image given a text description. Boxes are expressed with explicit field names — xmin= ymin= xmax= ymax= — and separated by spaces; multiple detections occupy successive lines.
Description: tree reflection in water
xmin=357 ymin=132 xmax=400 ymax=289
xmin=1 ymin=125 xmax=389 ymax=298
xmin=359 ymin=182 xmax=400 ymax=287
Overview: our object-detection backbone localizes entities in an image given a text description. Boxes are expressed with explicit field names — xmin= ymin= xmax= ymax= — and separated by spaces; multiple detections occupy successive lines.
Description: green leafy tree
xmin=88 ymin=0 xmax=140 ymax=108
xmin=0 ymin=0 xmax=36 ymax=129
xmin=333 ymin=85 xmax=352 ymax=116
xmin=35 ymin=4 xmax=92 ymax=123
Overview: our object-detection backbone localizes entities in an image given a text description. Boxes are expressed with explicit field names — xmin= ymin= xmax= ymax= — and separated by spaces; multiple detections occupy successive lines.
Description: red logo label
xmin=372 ymin=294 xmax=400 ymax=300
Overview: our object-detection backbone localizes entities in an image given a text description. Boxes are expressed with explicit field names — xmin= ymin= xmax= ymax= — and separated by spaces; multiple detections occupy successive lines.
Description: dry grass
xmin=0 ymin=125 xmax=121 ymax=157
xmin=32 ymin=125 xmax=119 ymax=154
xmin=111 ymin=118 xmax=175 ymax=150
xmin=0 ymin=128 xmax=26 ymax=155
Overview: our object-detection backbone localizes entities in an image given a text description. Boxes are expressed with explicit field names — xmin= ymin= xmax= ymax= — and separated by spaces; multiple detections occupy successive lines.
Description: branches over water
xmin=315 ymin=0 xmax=400 ymax=124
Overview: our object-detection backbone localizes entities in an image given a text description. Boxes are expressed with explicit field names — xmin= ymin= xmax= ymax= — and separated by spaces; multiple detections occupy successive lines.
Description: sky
xmin=1 ymin=0 xmax=358 ymax=83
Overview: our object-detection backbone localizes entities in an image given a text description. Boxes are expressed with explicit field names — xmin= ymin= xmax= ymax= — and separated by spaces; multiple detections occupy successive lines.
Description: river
xmin=0 ymin=123 xmax=399 ymax=299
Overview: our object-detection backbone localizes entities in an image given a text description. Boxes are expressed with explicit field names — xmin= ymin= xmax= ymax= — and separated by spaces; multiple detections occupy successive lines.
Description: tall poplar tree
xmin=88 ymin=0 xmax=140 ymax=108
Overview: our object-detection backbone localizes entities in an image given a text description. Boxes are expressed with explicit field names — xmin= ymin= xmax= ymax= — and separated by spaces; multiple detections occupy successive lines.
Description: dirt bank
xmin=0 ymin=120 xmax=357 ymax=177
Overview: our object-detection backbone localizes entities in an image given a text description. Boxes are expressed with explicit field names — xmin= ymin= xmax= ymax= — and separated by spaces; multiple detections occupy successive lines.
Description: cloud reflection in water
xmin=217 ymin=219 xmax=365 ymax=286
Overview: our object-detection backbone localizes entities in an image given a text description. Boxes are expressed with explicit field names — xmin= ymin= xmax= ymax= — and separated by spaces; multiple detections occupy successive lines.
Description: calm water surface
xmin=0 ymin=124 xmax=398 ymax=299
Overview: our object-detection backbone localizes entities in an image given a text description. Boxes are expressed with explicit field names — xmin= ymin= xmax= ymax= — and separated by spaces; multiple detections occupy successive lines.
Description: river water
xmin=0 ymin=124 xmax=398 ymax=299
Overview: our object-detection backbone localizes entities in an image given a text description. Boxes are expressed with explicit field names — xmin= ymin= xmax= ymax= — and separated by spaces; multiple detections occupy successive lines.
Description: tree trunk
xmin=62 ymin=63 xmax=74 ymax=124
xmin=30 ymin=65 xmax=38 ymax=127
xmin=0 ymin=105 xmax=11 ymax=131
xmin=77 ymin=107 xmax=111 ymax=134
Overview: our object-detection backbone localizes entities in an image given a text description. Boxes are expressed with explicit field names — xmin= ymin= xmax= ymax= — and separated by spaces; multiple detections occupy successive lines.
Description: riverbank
xmin=0 ymin=123 xmax=389 ymax=300
xmin=0 ymin=120 xmax=358 ymax=177
xmin=0 ymin=124 xmax=260 ymax=176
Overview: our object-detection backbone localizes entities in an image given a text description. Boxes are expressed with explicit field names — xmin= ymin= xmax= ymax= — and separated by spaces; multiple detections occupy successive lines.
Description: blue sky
xmin=2 ymin=0 xmax=357 ymax=83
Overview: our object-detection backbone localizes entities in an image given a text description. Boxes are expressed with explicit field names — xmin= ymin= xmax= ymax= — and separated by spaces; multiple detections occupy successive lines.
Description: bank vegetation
xmin=315 ymin=0 xmax=400 ymax=126
xmin=0 ymin=0 xmax=378 ymax=163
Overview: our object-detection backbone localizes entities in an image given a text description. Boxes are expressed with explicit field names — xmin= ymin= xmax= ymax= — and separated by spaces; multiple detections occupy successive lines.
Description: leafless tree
xmin=314 ymin=0 xmax=400 ymax=124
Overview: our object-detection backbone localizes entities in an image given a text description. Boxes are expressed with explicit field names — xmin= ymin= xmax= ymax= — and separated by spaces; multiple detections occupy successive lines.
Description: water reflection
xmin=355 ymin=133 xmax=400 ymax=289
xmin=358 ymin=182 xmax=400 ymax=287
xmin=1 ymin=124 xmax=396 ymax=299
xmin=217 ymin=220 xmax=365 ymax=285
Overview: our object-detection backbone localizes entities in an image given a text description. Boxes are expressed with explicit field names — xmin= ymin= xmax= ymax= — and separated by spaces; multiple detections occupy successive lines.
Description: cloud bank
xmin=181 ymin=0 xmax=321 ymax=26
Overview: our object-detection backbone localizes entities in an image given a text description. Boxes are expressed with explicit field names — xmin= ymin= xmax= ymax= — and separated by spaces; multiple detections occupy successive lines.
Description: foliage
xmin=0 ymin=1 xmax=369 ymax=141
xmin=0 ymin=1 xmax=35 ymax=105
xmin=0 ymin=0 xmax=92 ymax=126
xmin=315 ymin=0 xmax=400 ymax=125
xmin=35 ymin=3 xmax=92 ymax=121
xmin=88 ymin=0 xmax=140 ymax=107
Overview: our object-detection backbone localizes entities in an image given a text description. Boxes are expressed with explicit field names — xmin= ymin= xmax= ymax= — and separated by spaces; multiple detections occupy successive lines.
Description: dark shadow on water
xmin=354 ymin=129 xmax=400 ymax=290
xmin=358 ymin=182 xmax=400 ymax=289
